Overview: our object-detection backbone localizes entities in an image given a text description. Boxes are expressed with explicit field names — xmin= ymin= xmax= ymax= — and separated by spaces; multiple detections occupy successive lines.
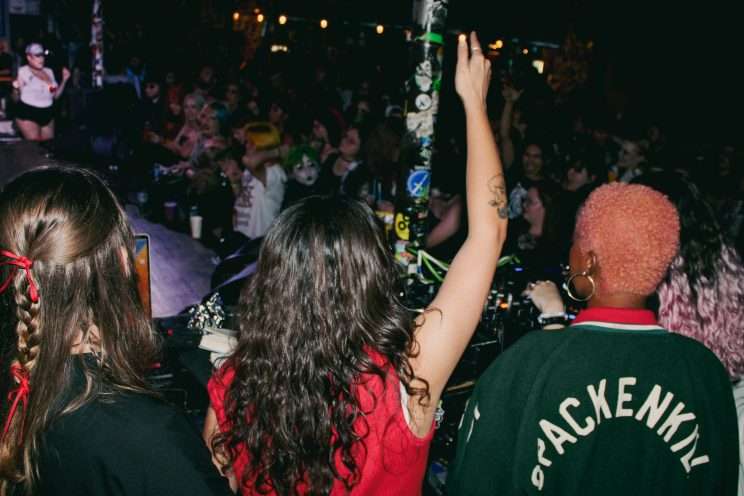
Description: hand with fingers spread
xmin=455 ymin=32 xmax=492 ymax=110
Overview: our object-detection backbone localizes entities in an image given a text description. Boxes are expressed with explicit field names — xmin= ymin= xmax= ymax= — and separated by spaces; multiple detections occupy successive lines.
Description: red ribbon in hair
xmin=2 ymin=363 xmax=30 ymax=440
xmin=0 ymin=250 xmax=39 ymax=303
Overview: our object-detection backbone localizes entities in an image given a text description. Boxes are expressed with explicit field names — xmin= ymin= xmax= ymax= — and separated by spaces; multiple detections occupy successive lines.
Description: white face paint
xmin=292 ymin=154 xmax=319 ymax=186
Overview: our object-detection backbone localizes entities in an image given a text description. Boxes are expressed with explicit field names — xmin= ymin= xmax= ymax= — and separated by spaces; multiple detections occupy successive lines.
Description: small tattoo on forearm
xmin=487 ymin=174 xmax=508 ymax=218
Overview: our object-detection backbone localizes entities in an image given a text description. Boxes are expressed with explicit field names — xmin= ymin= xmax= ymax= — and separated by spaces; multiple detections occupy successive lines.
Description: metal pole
xmin=394 ymin=0 xmax=449 ymax=269
xmin=91 ymin=0 xmax=103 ymax=89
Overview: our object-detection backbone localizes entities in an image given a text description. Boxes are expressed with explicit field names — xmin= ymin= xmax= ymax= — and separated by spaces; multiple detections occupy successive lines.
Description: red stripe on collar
xmin=572 ymin=307 xmax=658 ymax=326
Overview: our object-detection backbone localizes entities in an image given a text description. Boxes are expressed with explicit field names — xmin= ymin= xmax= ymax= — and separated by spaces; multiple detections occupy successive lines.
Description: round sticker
xmin=406 ymin=169 xmax=431 ymax=198
xmin=415 ymin=93 xmax=432 ymax=111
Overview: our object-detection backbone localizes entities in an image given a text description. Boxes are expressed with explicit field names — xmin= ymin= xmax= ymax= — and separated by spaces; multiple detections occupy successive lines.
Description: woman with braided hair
xmin=0 ymin=167 xmax=231 ymax=495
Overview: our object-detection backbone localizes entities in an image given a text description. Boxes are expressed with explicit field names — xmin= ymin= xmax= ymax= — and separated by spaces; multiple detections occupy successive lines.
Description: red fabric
xmin=0 ymin=250 xmax=39 ymax=302
xmin=2 ymin=363 xmax=30 ymax=441
xmin=572 ymin=307 xmax=658 ymax=326
xmin=207 ymin=352 xmax=433 ymax=495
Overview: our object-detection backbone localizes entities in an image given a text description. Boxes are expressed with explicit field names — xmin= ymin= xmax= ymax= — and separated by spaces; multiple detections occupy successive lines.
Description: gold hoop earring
xmin=565 ymin=272 xmax=596 ymax=302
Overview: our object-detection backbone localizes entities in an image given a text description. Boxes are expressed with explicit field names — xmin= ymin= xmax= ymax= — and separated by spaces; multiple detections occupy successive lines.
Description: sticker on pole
xmin=406 ymin=169 xmax=431 ymax=199
xmin=395 ymin=213 xmax=410 ymax=241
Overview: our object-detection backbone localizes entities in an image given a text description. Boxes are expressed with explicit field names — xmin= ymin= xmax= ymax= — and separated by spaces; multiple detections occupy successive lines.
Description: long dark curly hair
xmin=212 ymin=195 xmax=426 ymax=494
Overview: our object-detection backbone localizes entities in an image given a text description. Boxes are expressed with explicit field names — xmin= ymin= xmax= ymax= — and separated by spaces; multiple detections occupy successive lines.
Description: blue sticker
xmin=406 ymin=169 xmax=431 ymax=198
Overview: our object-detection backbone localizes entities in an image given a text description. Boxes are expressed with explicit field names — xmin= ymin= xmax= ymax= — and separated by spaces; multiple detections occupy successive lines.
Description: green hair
xmin=283 ymin=145 xmax=320 ymax=174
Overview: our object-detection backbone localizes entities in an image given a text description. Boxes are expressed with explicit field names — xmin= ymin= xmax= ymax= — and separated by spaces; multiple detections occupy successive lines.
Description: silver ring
xmin=471 ymin=47 xmax=482 ymax=52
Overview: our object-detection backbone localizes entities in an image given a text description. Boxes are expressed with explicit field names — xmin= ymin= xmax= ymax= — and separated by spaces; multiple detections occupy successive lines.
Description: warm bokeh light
xmin=278 ymin=15 xmax=288 ymax=25
xmin=232 ymin=12 xmax=240 ymax=22
xmin=320 ymin=19 xmax=328 ymax=29
xmin=522 ymin=48 xmax=529 ymax=55
xmin=489 ymin=39 xmax=504 ymax=50
xmin=532 ymin=60 xmax=545 ymax=74
xmin=376 ymin=24 xmax=384 ymax=35
xmin=257 ymin=13 xmax=265 ymax=23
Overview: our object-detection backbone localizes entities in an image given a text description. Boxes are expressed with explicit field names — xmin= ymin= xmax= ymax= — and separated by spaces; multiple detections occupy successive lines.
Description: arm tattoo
xmin=487 ymin=174 xmax=508 ymax=219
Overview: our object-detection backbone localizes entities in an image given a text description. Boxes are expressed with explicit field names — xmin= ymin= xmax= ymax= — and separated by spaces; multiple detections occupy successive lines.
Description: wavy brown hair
xmin=0 ymin=167 xmax=158 ymax=495
xmin=212 ymin=195 xmax=426 ymax=494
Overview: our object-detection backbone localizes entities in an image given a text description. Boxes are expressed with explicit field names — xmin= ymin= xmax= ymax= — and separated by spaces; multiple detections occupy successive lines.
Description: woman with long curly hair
xmin=0 ymin=167 xmax=230 ymax=496
xmin=203 ymin=33 xmax=508 ymax=494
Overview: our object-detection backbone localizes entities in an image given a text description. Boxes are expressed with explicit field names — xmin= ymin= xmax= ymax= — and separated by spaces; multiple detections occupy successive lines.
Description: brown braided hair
xmin=0 ymin=166 xmax=158 ymax=495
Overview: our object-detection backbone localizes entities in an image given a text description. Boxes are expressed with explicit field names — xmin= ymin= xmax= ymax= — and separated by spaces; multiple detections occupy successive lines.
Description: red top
xmin=207 ymin=352 xmax=434 ymax=495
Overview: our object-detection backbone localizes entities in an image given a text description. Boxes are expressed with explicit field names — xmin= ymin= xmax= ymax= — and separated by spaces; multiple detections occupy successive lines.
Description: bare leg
xmin=40 ymin=120 xmax=55 ymax=141
xmin=15 ymin=119 xmax=42 ymax=141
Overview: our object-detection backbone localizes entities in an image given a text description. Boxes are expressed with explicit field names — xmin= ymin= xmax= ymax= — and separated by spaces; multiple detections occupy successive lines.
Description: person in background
xmin=162 ymin=92 xmax=205 ymax=160
xmin=0 ymin=167 xmax=231 ymax=496
xmin=561 ymin=148 xmax=605 ymax=226
xmin=610 ymin=137 xmax=646 ymax=182
xmin=505 ymin=180 xmax=570 ymax=283
xmin=449 ymin=183 xmax=739 ymax=495
xmin=635 ymin=171 xmax=744 ymax=495
xmin=316 ymin=126 xmax=368 ymax=199
xmin=203 ymin=32 xmax=507 ymax=494
xmin=426 ymin=186 xmax=466 ymax=262
xmin=12 ymin=43 xmax=70 ymax=142
xmin=233 ymin=122 xmax=286 ymax=240
xmin=0 ymin=39 xmax=12 ymax=80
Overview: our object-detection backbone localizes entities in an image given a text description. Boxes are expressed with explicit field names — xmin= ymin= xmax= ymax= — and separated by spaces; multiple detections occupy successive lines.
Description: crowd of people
xmin=0 ymin=26 xmax=741 ymax=496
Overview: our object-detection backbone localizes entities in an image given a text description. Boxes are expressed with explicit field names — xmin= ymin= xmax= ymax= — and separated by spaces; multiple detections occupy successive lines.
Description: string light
xmin=522 ymin=48 xmax=529 ymax=55
xmin=278 ymin=14 xmax=288 ymax=25
xmin=232 ymin=12 xmax=240 ymax=22
xmin=257 ymin=13 xmax=264 ymax=22
xmin=320 ymin=19 xmax=328 ymax=29
xmin=489 ymin=39 xmax=504 ymax=50
xmin=376 ymin=24 xmax=384 ymax=35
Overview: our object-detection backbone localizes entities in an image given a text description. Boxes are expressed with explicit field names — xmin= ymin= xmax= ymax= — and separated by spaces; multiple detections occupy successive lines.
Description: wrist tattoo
xmin=487 ymin=174 xmax=508 ymax=218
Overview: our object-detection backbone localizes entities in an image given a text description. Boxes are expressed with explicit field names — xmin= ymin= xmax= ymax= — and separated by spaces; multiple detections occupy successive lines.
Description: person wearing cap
xmin=12 ymin=42 xmax=70 ymax=142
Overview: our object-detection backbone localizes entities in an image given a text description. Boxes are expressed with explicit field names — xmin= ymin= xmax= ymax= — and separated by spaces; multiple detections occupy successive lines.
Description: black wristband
xmin=539 ymin=316 xmax=568 ymax=327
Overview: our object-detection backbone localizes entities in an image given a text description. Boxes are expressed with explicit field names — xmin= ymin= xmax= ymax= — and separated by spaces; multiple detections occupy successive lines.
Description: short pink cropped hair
xmin=575 ymin=183 xmax=680 ymax=296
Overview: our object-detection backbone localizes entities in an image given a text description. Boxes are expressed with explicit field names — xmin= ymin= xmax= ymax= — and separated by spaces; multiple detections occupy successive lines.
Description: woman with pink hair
xmin=634 ymin=172 xmax=744 ymax=377
xmin=635 ymin=171 xmax=744 ymax=495
xmin=449 ymin=183 xmax=739 ymax=495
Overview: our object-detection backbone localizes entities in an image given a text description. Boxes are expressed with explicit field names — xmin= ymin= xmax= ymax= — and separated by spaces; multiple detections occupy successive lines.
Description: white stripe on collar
xmin=572 ymin=321 xmax=665 ymax=332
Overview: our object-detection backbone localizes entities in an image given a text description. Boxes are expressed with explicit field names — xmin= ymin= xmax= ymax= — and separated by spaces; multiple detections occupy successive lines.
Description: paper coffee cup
xmin=190 ymin=215 xmax=203 ymax=239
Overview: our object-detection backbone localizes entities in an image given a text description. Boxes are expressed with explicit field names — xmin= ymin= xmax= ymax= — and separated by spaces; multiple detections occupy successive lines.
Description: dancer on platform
xmin=12 ymin=43 xmax=70 ymax=142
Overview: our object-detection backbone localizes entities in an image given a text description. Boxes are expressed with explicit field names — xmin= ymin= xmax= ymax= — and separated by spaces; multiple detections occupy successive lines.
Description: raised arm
xmin=498 ymin=83 xmax=522 ymax=169
xmin=408 ymin=32 xmax=508 ymax=435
